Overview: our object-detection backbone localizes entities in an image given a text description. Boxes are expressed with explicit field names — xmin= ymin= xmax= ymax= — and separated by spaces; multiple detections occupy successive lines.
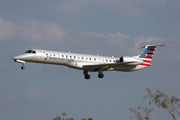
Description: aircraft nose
xmin=13 ymin=55 xmax=20 ymax=62
xmin=13 ymin=55 xmax=20 ymax=60
xmin=13 ymin=55 xmax=26 ymax=65
xmin=13 ymin=56 xmax=18 ymax=60
xmin=13 ymin=54 xmax=26 ymax=61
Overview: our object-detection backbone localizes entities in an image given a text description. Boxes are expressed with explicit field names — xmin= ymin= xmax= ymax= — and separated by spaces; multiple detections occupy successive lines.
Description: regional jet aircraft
xmin=13 ymin=45 xmax=166 ymax=79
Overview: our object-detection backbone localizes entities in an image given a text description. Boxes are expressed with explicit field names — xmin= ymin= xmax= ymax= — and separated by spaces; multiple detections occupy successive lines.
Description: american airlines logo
xmin=45 ymin=55 xmax=49 ymax=60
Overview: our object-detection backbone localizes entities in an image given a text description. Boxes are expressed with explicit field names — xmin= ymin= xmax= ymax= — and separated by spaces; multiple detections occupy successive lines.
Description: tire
xmin=98 ymin=74 xmax=104 ymax=78
xmin=21 ymin=66 xmax=26 ymax=70
xmin=85 ymin=75 xmax=90 ymax=79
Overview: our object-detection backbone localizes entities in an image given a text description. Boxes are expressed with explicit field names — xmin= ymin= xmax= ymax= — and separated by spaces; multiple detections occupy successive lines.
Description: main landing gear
xmin=98 ymin=68 xmax=104 ymax=78
xmin=98 ymin=73 xmax=104 ymax=78
xmin=83 ymin=68 xmax=104 ymax=79
xmin=84 ymin=71 xmax=90 ymax=79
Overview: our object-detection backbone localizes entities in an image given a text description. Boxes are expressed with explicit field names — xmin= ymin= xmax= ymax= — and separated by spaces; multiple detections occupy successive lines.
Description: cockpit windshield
xmin=25 ymin=50 xmax=36 ymax=54
xmin=32 ymin=51 xmax=36 ymax=54
xmin=25 ymin=50 xmax=32 ymax=53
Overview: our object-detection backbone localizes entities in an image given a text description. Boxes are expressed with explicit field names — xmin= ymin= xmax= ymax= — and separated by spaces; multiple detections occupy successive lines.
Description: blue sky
xmin=0 ymin=0 xmax=180 ymax=120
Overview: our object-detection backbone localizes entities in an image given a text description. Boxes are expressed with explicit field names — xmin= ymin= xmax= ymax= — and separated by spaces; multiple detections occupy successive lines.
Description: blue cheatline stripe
xmin=141 ymin=52 xmax=147 ymax=55
xmin=142 ymin=50 xmax=148 ymax=53
xmin=143 ymin=48 xmax=148 ymax=50
xmin=140 ymin=54 xmax=146 ymax=57
xmin=140 ymin=53 xmax=147 ymax=55
xmin=139 ymin=56 xmax=145 ymax=58
xmin=139 ymin=48 xmax=149 ymax=58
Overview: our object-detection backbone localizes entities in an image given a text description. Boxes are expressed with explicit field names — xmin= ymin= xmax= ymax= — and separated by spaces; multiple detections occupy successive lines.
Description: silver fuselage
xmin=13 ymin=49 xmax=144 ymax=72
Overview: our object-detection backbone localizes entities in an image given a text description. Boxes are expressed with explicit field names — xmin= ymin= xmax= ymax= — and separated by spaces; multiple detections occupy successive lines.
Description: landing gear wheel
xmin=85 ymin=75 xmax=90 ymax=79
xmin=98 ymin=74 xmax=104 ymax=78
xmin=21 ymin=66 xmax=26 ymax=70
xmin=83 ymin=70 xmax=90 ymax=80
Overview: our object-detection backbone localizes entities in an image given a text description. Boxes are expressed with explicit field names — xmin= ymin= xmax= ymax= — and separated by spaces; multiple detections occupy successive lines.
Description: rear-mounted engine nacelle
xmin=120 ymin=56 xmax=143 ymax=65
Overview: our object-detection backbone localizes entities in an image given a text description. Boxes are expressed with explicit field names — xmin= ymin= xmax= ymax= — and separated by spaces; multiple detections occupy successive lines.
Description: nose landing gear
xmin=21 ymin=66 xmax=26 ymax=70
xmin=13 ymin=59 xmax=26 ymax=70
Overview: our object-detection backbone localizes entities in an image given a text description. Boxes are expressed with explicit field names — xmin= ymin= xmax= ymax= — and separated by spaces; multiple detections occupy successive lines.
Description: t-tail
xmin=138 ymin=45 xmax=167 ymax=67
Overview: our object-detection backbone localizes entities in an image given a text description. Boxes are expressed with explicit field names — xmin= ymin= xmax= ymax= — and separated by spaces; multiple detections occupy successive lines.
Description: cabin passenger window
xmin=114 ymin=60 xmax=116 ymax=62
xmin=89 ymin=58 xmax=91 ymax=60
xmin=46 ymin=54 xmax=48 ymax=56
xmin=66 ymin=55 xmax=68 ymax=58
xmin=54 ymin=54 xmax=55 ymax=56
xmin=74 ymin=56 xmax=76 ymax=58
xmin=110 ymin=60 xmax=111 ymax=62
xmin=62 ymin=55 xmax=64 ymax=57
xmin=106 ymin=60 xmax=108 ymax=62
xmin=82 ymin=57 xmax=84 ymax=59
xmin=70 ymin=56 xmax=72 ymax=58
xmin=94 ymin=58 xmax=96 ymax=61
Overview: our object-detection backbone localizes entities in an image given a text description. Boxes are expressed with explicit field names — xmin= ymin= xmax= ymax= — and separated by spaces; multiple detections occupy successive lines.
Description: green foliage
xmin=82 ymin=118 xmax=93 ymax=120
xmin=130 ymin=107 xmax=153 ymax=120
xmin=130 ymin=88 xmax=180 ymax=120
xmin=88 ymin=118 xmax=93 ymax=120
xmin=52 ymin=114 xmax=93 ymax=120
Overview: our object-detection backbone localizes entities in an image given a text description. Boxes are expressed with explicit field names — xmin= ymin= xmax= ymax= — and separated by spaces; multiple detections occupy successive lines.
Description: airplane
xmin=13 ymin=45 xmax=166 ymax=79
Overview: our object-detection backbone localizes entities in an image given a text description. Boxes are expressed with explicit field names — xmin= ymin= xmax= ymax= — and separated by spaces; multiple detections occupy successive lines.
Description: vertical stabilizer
xmin=138 ymin=45 xmax=167 ymax=67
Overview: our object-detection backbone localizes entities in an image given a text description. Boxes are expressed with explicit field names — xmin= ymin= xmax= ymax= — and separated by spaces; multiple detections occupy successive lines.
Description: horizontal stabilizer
xmin=142 ymin=45 xmax=168 ymax=48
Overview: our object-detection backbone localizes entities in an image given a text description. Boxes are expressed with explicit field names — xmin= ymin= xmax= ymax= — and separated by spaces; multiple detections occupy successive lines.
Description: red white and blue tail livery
xmin=138 ymin=45 xmax=166 ymax=67
xmin=13 ymin=45 xmax=167 ymax=79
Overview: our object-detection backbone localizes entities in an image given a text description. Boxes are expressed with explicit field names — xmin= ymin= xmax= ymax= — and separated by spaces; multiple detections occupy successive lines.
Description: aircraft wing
xmin=82 ymin=62 xmax=130 ymax=71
